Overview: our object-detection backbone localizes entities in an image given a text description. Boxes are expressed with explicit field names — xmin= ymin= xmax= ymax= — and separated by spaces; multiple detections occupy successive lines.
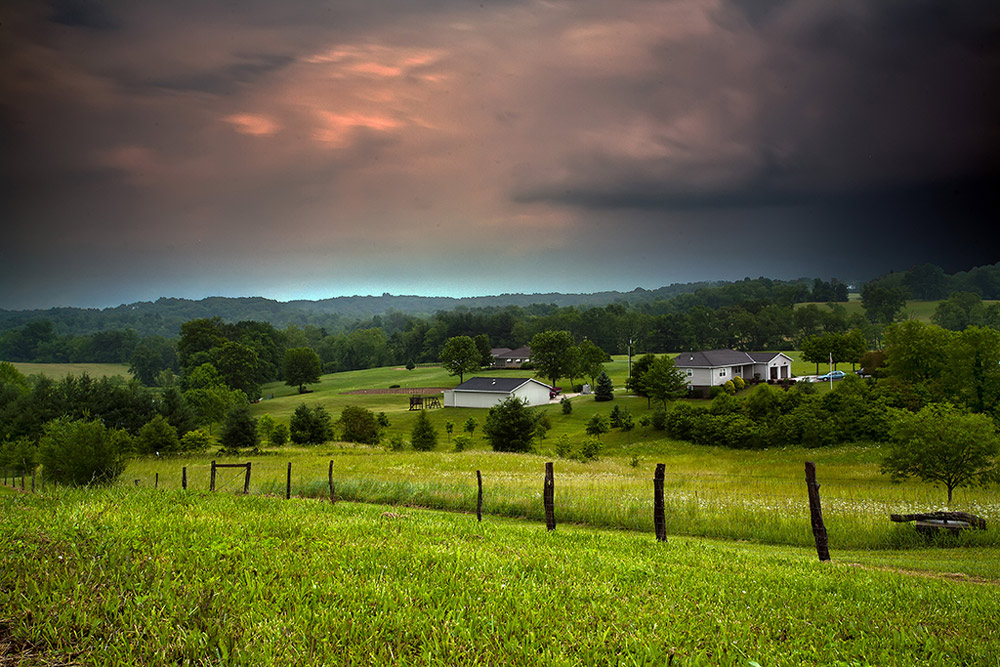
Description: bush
xmin=290 ymin=404 xmax=334 ymax=445
xmin=411 ymin=410 xmax=438 ymax=451
xmin=453 ymin=434 xmax=472 ymax=452
xmin=484 ymin=396 xmax=539 ymax=453
xmin=651 ymin=407 xmax=668 ymax=431
xmin=555 ymin=434 xmax=573 ymax=458
xmin=585 ymin=413 xmax=610 ymax=437
xmin=179 ymin=429 xmax=215 ymax=452
xmin=136 ymin=415 xmax=180 ymax=454
xmin=219 ymin=402 xmax=259 ymax=451
xmin=339 ymin=405 xmax=383 ymax=445
xmin=38 ymin=417 xmax=130 ymax=486
xmin=270 ymin=423 xmax=288 ymax=447
xmin=560 ymin=396 xmax=573 ymax=414
xmin=387 ymin=433 xmax=407 ymax=451
xmin=579 ymin=437 xmax=603 ymax=461
xmin=733 ymin=376 xmax=746 ymax=391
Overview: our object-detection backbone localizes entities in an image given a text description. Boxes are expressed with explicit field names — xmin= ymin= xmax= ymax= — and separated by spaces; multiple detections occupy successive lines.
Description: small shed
xmin=443 ymin=377 xmax=553 ymax=408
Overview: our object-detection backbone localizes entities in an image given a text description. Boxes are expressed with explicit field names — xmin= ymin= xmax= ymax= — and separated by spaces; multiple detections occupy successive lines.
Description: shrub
xmin=733 ymin=376 xmax=746 ymax=391
xmin=219 ymin=402 xmax=259 ymax=451
xmin=579 ymin=437 xmax=603 ymax=461
xmin=561 ymin=396 xmax=573 ymax=414
xmin=179 ymin=429 xmax=215 ymax=452
xmin=290 ymin=404 xmax=335 ymax=445
xmin=387 ymin=433 xmax=407 ymax=451
xmin=453 ymin=434 xmax=472 ymax=452
xmin=585 ymin=413 xmax=610 ymax=437
xmin=555 ymin=434 xmax=573 ymax=458
xmin=339 ymin=405 xmax=383 ymax=445
xmin=136 ymin=415 xmax=181 ymax=454
xmin=270 ymin=423 xmax=288 ymax=447
xmin=651 ymin=407 xmax=668 ymax=431
xmin=411 ymin=410 xmax=438 ymax=451
xmin=723 ymin=380 xmax=736 ymax=395
xmin=38 ymin=417 xmax=130 ymax=486
xmin=484 ymin=396 xmax=538 ymax=453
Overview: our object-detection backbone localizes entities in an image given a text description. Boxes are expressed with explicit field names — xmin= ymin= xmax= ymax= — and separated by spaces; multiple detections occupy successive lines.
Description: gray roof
xmin=453 ymin=377 xmax=550 ymax=393
xmin=674 ymin=350 xmax=789 ymax=368
xmin=493 ymin=346 xmax=531 ymax=359
xmin=673 ymin=350 xmax=755 ymax=367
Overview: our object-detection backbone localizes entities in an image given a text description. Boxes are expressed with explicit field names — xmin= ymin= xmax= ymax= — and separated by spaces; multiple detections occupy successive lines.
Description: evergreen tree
xmin=411 ymin=410 xmax=438 ymax=451
xmin=594 ymin=371 xmax=614 ymax=401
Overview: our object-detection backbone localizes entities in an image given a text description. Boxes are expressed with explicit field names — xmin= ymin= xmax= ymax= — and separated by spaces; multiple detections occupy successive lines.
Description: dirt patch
xmin=341 ymin=387 xmax=448 ymax=395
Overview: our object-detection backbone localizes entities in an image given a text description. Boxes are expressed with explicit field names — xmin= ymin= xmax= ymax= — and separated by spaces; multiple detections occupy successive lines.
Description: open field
xmin=2 ymin=487 xmax=998 ymax=666
xmin=7 ymin=361 xmax=131 ymax=380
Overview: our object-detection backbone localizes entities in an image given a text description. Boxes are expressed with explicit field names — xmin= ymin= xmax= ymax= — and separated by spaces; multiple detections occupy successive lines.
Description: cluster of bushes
xmin=653 ymin=376 xmax=897 ymax=448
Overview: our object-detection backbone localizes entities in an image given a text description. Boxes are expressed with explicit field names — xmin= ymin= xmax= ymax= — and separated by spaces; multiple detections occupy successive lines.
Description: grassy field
xmin=7 ymin=361 xmax=131 ymax=380
xmin=2 ymin=487 xmax=998 ymax=666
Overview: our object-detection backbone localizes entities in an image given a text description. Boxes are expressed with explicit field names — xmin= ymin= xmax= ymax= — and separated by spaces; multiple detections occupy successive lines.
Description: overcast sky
xmin=2 ymin=0 xmax=998 ymax=310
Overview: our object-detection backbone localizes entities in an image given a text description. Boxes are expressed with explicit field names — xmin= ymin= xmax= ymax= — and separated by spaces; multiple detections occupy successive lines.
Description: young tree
xmin=463 ymin=417 xmax=478 ymax=438
xmin=881 ymin=403 xmax=999 ymax=504
xmin=585 ymin=413 xmax=610 ymax=438
xmin=483 ymin=395 xmax=538 ymax=453
xmin=639 ymin=357 xmax=689 ymax=409
xmin=577 ymin=339 xmax=609 ymax=388
xmin=440 ymin=336 xmax=482 ymax=384
xmin=283 ymin=347 xmax=323 ymax=393
xmin=411 ymin=410 xmax=438 ymax=451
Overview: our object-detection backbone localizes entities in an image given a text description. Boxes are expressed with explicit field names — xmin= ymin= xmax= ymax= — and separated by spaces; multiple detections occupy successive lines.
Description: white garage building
xmin=443 ymin=377 xmax=554 ymax=408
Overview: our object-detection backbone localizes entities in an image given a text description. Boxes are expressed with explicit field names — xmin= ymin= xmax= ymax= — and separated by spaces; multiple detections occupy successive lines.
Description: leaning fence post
xmin=328 ymin=460 xmax=335 ymax=503
xmin=654 ymin=463 xmax=667 ymax=542
xmin=210 ymin=461 xmax=217 ymax=492
xmin=243 ymin=462 xmax=252 ymax=495
xmin=286 ymin=461 xmax=292 ymax=500
xmin=182 ymin=466 xmax=187 ymax=490
xmin=155 ymin=472 xmax=159 ymax=490
xmin=544 ymin=462 xmax=556 ymax=531
xmin=476 ymin=470 xmax=483 ymax=522
xmin=805 ymin=461 xmax=830 ymax=562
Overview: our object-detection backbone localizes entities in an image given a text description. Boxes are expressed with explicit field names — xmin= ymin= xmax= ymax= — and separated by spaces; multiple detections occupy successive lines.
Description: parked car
xmin=816 ymin=370 xmax=846 ymax=381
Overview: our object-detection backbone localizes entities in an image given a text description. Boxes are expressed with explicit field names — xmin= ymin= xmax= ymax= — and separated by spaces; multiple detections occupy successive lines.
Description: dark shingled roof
xmin=453 ymin=377 xmax=550 ymax=393
xmin=674 ymin=350 xmax=787 ymax=367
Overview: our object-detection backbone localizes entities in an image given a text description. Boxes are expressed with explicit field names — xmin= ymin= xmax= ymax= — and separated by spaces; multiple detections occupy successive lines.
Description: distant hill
xmin=0 ymin=282 xmax=743 ymax=337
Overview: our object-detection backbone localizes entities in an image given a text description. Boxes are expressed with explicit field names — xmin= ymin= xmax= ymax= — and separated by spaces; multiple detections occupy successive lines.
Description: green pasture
xmin=2 ymin=487 xmax=998 ymax=666
xmin=8 ymin=361 xmax=131 ymax=380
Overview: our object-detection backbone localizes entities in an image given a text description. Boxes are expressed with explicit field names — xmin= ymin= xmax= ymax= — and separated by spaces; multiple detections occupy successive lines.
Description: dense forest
xmin=1 ymin=264 xmax=999 ymax=381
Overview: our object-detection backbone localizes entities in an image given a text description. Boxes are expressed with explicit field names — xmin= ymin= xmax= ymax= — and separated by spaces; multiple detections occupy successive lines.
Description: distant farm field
xmin=6 ymin=361 xmax=130 ymax=380
xmin=2 ymin=488 xmax=998 ymax=666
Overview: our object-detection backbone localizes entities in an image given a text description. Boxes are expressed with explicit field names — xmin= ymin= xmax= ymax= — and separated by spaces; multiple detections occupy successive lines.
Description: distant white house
xmin=490 ymin=346 xmax=532 ymax=368
xmin=673 ymin=350 xmax=794 ymax=395
xmin=443 ymin=377 xmax=553 ymax=408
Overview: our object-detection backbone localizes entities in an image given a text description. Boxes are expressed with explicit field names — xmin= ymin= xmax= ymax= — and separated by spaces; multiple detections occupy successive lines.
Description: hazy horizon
xmin=4 ymin=0 xmax=998 ymax=311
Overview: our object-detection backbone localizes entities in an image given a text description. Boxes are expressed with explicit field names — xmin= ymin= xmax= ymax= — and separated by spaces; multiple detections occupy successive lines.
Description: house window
xmin=719 ymin=370 xmax=726 ymax=377
xmin=686 ymin=369 xmax=692 ymax=376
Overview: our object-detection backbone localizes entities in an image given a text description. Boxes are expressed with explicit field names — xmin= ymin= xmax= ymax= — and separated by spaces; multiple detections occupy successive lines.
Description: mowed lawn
xmin=1 ymin=487 xmax=998 ymax=666
xmin=8 ymin=361 xmax=131 ymax=380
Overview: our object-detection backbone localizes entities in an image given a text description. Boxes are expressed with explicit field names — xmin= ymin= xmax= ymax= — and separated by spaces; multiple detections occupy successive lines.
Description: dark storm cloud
xmin=2 ymin=0 xmax=997 ymax=310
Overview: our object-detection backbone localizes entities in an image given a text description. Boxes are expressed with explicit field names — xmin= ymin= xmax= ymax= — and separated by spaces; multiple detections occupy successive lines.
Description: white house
xmin=490 ymin=346 xmax=532 ymax=368
xmin=443 ymin=377 xmax=553 ymax=408
xmin=673 ymin=350 xmax=794 ymax=395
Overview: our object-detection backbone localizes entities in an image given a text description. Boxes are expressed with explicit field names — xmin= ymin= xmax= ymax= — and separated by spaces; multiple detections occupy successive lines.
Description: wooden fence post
xmin=155 ymin=472 xmax=159 ymax=489
xmin=805 ymin=461 xmax=830 ymax=562
xmin=182 ymin=466 xmax=187 ymax=490
xmin=654 ymin=463 xmax=667 ymax=542
xmin=286 ymin=462 xmax=292 ymax=500
xmin=31 ymin=470 xmax=35 ymax=493
xmin=210 ymin=461 xmax=217 ymax=492
xmin=476 ymin=470 xmax=483 ymax=522
xmin=544 ymin=462 xmax=556 ymax=531
xmin=328 ymin=460 xmax=335 ymax=504
xmin=243 ymin=462 xmax=252 ymax=495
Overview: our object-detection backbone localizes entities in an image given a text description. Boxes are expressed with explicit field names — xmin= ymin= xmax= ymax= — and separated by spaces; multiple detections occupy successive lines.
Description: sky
xmin=2 ymin=0 xmax=998 ymax=310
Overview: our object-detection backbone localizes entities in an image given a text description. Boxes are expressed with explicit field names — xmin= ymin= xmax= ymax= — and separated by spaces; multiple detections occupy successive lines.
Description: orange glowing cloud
xmin=224 ymin=113 xmax=282 ymax=136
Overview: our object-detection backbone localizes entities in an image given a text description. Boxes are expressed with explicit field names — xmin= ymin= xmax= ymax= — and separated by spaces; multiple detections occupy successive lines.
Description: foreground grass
xmin=1 ymin=488 xmax=998 ymax=666
xmin=119 ymin=442 xmax=1000 ymax=558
